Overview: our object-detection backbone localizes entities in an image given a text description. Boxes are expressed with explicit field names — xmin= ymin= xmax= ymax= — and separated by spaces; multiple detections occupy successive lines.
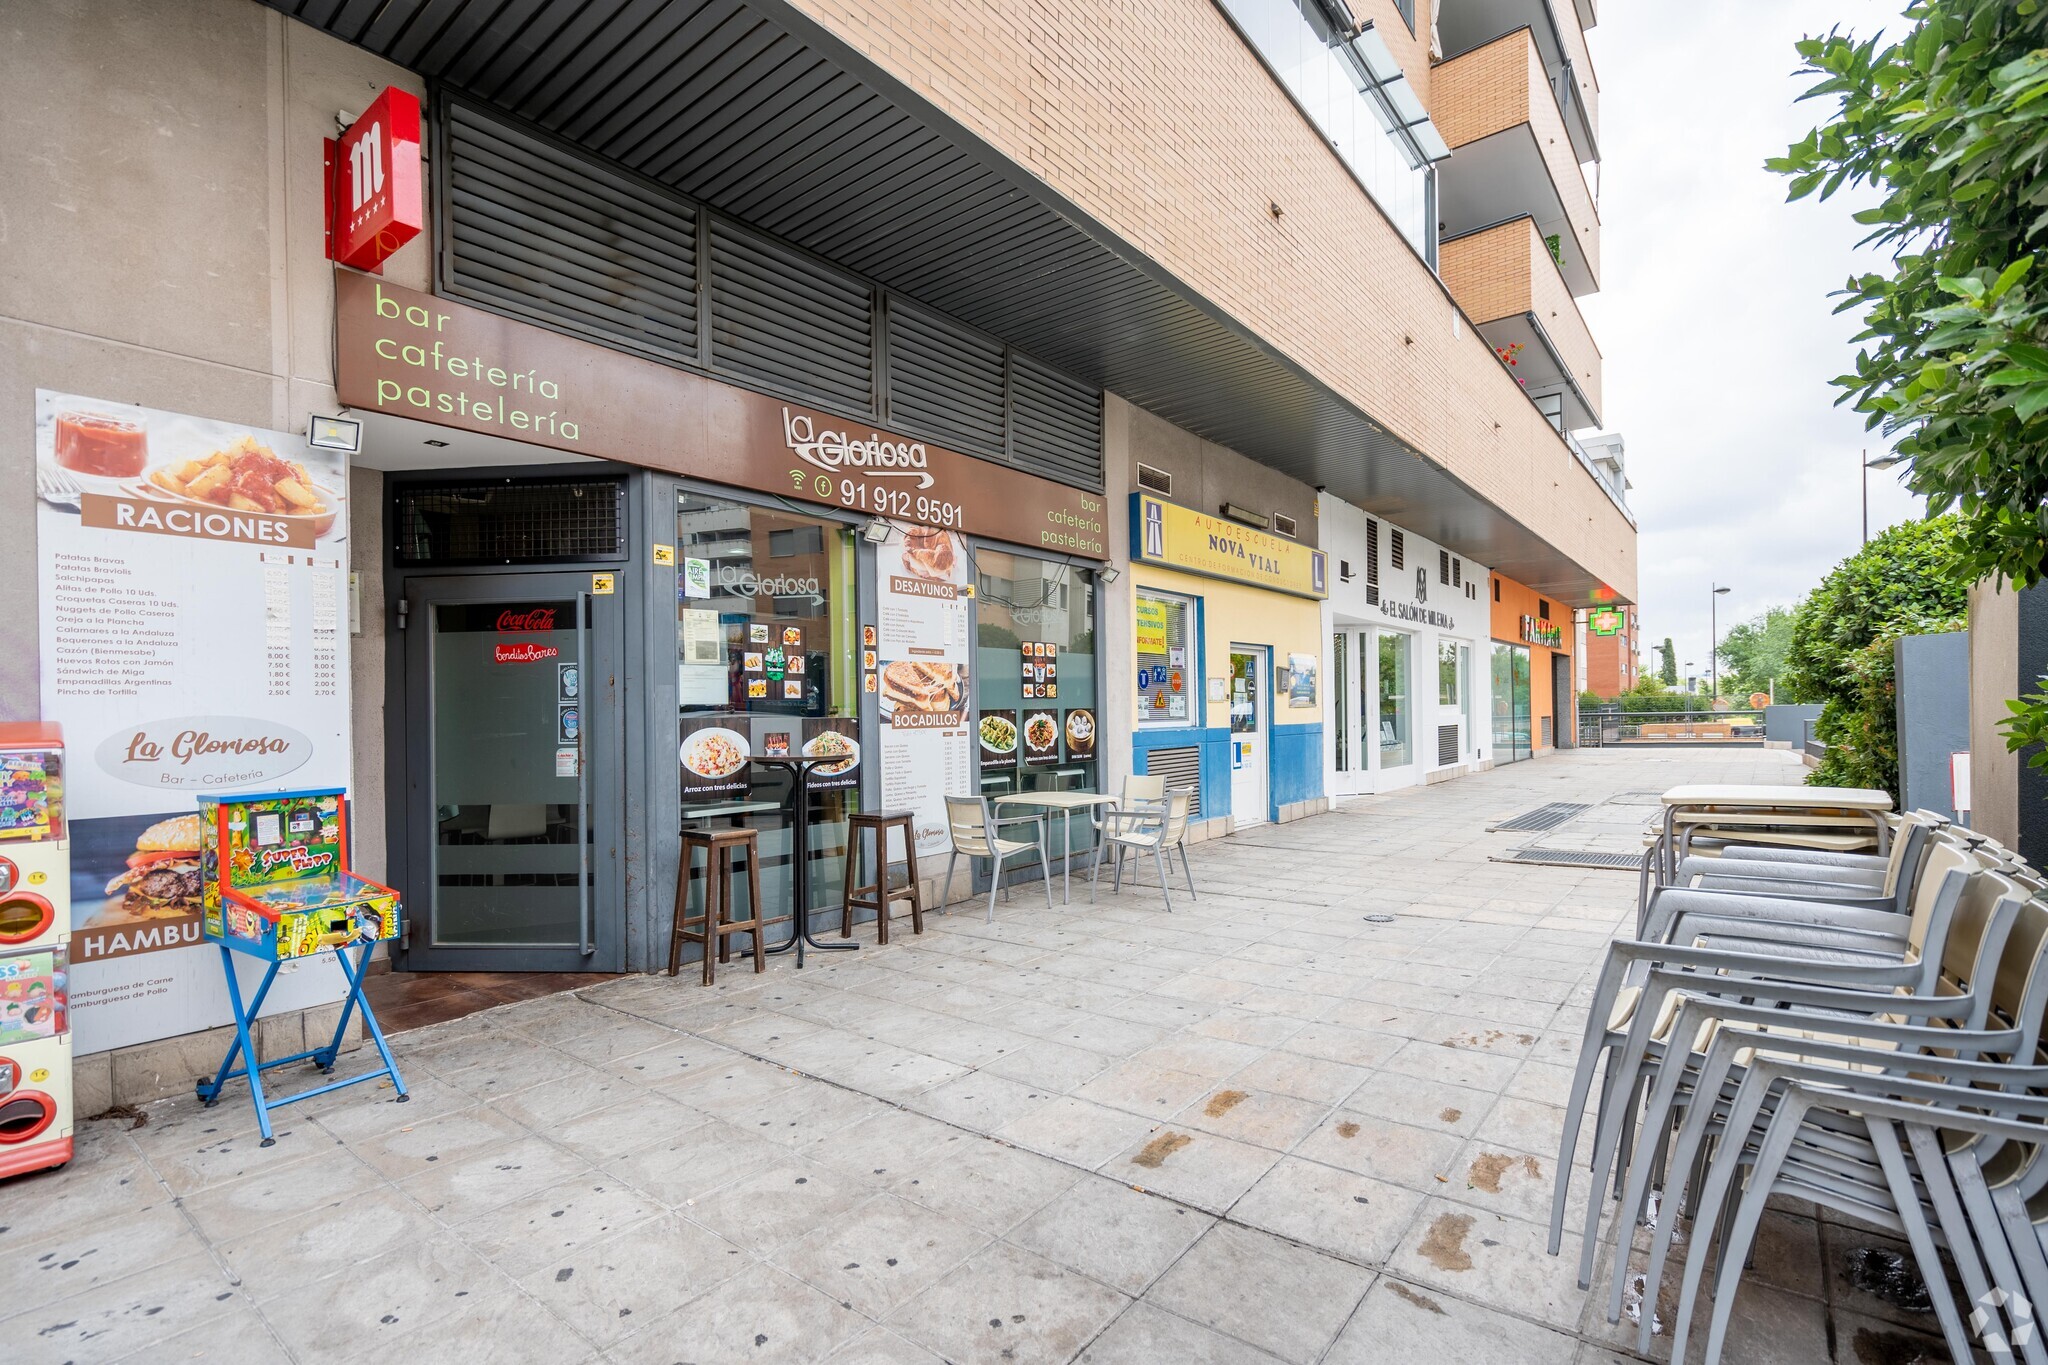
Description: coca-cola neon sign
xmin=497 ymin=608 xmax=557 ymax=632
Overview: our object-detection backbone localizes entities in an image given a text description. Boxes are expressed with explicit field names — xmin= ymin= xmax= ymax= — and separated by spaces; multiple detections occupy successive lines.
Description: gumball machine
xmin=0 ymin=723 xmax=70 ymax=1180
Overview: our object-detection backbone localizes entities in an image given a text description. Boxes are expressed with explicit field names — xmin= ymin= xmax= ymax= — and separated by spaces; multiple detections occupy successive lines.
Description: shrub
xmin=1784 ymin=517 xmax=1967 ymax=797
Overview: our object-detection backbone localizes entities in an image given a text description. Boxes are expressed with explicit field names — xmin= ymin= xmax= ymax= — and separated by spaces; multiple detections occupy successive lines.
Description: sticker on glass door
xmin=1228 ymin=647 xmax=1269 ymax=826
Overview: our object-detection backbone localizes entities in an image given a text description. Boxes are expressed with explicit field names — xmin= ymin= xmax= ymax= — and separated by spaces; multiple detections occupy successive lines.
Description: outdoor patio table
xmin=994 ymin=791 xmax=1118 ymax=904
xmin=1654 ymin=783 xmax=1893 ymax=882
xmin=751 ymin=755 xmax=860 ymax=967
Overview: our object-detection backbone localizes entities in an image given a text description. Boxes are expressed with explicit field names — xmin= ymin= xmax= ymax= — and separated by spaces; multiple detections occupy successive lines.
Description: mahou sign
xmin=326 ymin=88 xmax=423 ymax=273
xmin=497 ymin=608 xmax=557 ymax=632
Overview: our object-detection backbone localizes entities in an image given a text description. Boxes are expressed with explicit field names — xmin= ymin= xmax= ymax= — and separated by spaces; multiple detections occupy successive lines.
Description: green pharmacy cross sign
xmin=1589 ymin=609 xmax=1624 ymax=637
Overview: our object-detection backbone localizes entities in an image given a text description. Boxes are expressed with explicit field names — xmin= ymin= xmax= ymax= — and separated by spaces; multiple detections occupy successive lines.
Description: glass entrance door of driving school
xmin=1228 ymin=645 xmax=1270 ymax=827
xmin=399 ymin=574 xmax=626 ymax=972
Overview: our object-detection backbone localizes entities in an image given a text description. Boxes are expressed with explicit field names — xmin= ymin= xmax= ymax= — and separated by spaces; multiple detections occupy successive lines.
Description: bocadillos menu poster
xmin=35 ymin=390 xmax=353 ymax=1054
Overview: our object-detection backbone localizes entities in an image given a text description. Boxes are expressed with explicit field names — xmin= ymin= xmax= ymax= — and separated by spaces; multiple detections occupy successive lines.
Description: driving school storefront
xmin=1127 ymin=494 xmax=1328 ymax=831
xmin=335 ymin=274 xmax=1112 ymax=977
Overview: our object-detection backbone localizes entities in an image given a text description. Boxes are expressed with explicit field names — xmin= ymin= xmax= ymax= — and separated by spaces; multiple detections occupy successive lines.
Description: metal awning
xmin=265 ymin=0 xmax=1629 ymax=602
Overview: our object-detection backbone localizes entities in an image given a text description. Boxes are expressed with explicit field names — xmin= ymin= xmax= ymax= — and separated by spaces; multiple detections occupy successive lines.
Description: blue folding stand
xmin=197 ymin=941 xmax=408 ymax=1145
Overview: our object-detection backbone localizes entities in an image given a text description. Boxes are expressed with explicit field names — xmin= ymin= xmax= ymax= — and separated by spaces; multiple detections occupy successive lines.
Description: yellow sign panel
xmin=1136 ymin=597 xmax=1169 ymax=655
xmin=1132 ymin=495 xmax=1327 ymax=599
xmin=591 ymin=573 xmax=616 ymax=595
xmin=652 ymin=544 xmax=675 ymax=565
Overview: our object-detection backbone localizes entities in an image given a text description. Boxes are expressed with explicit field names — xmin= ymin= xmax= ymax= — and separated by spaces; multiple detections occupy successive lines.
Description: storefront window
xmin=1377 ymin=630 xmax=1411 ymax=767
xmin=1135 ymin=590 xmax=1196 ymax=725
xmin=1491 ymin=642 xmax=1532 ymax=762
xmin=674 ymin=492 xmax=860 ymax=923
xmin=1438 ymin=639 xmax=1460 ymax=706
xmin=976 ymin=551 xmax=1097 ymax=871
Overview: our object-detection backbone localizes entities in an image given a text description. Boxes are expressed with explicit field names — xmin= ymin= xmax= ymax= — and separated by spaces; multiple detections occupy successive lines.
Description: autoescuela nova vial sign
xmin=325 ymin=87 xmax=423 ymax=273
xmin=1129 ymin=494 xmax=1327 ymax=599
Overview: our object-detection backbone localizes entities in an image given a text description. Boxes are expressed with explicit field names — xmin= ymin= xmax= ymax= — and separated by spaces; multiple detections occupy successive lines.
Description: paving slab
xmin=5 ymin=748 xmax=1855 ymax=1364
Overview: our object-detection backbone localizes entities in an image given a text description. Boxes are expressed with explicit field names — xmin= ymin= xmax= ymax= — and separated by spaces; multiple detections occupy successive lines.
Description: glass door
xmin=400 ymin=573 xmax=624 ymax=972
xmin=1376 ymin=629 xmax=1413 ymax=780
xmin=1490 ymin=643 xmax=1533 ymax=763
xmin=1228 ymin=646 xmax=1269 ymax=826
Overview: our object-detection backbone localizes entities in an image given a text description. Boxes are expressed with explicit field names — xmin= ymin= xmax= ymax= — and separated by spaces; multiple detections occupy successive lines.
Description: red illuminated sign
xmin=496 ymin=608 xmax=558 ymax=632
xmin=494 ymin=643 xmax=560 ymax=664
xmin=325 ymin=87 xmax=422 ymax=273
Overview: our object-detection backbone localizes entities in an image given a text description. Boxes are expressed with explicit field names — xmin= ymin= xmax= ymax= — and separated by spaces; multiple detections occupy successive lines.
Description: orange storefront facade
xmin=1489 ymin=574 xmax=1577 ymax=762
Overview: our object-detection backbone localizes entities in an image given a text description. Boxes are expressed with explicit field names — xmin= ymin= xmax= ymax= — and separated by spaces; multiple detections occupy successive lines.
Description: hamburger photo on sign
xmin=92 ymin=813 xmax=205 ymax=928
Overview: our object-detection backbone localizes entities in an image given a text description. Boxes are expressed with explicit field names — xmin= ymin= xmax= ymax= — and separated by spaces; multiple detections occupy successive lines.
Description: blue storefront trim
xmin=1133 ymin=725 xmax=1232 ymax=818
xmin=1269 ymin=721 xmax=1324 ymax=820
xmin=1133 ymin=722 xmax=1323 ymax=823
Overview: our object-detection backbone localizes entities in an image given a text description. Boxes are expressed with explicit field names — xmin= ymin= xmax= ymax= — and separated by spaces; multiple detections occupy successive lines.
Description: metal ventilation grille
xmin=1010 ymin=354 xmax=1103 ymax=490
xmin=1489 ymin=801 xmax=1588 ymax=832
xmin=709 ymin=219 xmax=873 ymax=413
xmin=885 ymin=300 xmax=1005 ymax=459
xmin=441 ymin=101 xmax=699 ymax=364
xmin=1506 ymin=848 xmax=1645 ymax=871
xmin=1365 ymin=519 xmax=1380 ymax=606
xmin=1452 ymin=558 xmax=1462 ymax=587
xmin=1144 ymin=747 xmax=1203 ymax=818
xmin=395 ymin=478 xmax=628 ymax=566
xmin=1436 ymin=724 xmax=1460 ymax=767
xmin=1391 ymin=530 xmax=1405 ymax=570
xmin=1271 ymin=513 xmax=1298 ymax=538
xmin=1137 ymin=463 xmax=1174 ymax=495
xmin=1439 ymin=549 xmax=1450 ymax=585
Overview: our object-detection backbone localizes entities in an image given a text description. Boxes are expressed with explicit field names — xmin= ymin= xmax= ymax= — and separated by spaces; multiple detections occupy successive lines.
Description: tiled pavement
xmin=2 ymin=748 xmax=1952 ymax=1364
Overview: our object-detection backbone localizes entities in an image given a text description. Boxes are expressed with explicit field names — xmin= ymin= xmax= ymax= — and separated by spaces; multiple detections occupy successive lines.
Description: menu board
xmin=1019 ymin=640 xmax=1059 ymax=700
xmin=875 ymin=522 xmax=971 ymax=857
xmin=1064 ymin=708 xmax=1097 ymax=763
xmin=679 ymin=716 xmax=753 ymax=798
xmin=35 ymin=391 xmax=352 ymax=1055
xmin=978 ymin=709 xmax=1017 ymax=772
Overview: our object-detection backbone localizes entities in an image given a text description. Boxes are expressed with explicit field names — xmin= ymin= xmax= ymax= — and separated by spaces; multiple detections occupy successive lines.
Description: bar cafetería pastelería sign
xmin=333 ymin=272 xmax=1108 ymax=557
xmin=34 ymin=391 xmax=352 ymax=1054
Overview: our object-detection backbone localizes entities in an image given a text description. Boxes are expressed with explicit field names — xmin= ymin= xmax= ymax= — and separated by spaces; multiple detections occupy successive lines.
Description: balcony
xmin=1430 ymin=27 xmax=1600 ymax=294
xmin=1439 ymin=215 xmax=1602 ymax=431
xmin=1435 ymin=0 xmax=1600 ymax=162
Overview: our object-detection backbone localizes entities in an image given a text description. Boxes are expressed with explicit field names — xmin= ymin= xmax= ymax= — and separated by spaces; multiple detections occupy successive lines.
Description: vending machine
xmin=0 ymin=724 xmax=70 ymax=1179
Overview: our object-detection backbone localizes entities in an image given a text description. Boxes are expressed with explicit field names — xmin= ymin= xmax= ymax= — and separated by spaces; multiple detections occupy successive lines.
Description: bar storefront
xmin=1126 ymin=494 xmax=1329 ymax=830
xmin=337 ymin=274 xmax=1110 ymax=974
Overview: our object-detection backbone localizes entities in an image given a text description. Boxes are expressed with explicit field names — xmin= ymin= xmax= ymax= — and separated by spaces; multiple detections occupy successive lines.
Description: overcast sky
xmin=1577 ymin=0 xmax=1923 ymax=687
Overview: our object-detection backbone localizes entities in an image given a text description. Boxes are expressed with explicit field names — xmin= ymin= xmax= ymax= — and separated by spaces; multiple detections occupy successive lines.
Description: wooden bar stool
xmin=840 ymin=810 xmax=923 ymax=944
xmin=670 ymin=827 xmax=765 ymax=984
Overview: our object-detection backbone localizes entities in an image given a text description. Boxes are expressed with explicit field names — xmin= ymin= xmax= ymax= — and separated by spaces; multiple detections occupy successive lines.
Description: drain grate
xmin=1489 ymin=802 xmax=1591 ymax=832
xmin=1503 ymin=848 xmax=1646 ymax=871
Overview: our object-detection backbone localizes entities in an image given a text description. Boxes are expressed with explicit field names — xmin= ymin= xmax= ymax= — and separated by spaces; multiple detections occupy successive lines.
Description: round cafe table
xmin=751 ymin=754 xmax=860 ymax=968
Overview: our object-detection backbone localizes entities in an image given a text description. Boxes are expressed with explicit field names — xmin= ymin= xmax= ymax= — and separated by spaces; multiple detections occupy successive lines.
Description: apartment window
xmin=1394 ymin=0 xmax=1415 ymax=31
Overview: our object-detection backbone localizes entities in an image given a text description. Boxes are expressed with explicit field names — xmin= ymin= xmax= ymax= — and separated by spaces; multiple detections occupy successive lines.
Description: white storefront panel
xmin=1318 ymin=498 xmax=1491 ymax=796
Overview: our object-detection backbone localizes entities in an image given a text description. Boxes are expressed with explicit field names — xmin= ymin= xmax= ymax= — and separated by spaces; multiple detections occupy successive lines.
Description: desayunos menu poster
xmin=875 ymin=522 xmax=971 ymax=859
xmin=35 ymin=391 xmax=352 ymax=1054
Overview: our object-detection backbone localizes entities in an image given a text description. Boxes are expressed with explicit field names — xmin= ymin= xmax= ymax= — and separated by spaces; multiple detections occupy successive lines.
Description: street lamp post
xmin=1710 ymin=584 xmax=1732 ymax=701
xmin=1863 ymin=450 xmax=1909 ymax=545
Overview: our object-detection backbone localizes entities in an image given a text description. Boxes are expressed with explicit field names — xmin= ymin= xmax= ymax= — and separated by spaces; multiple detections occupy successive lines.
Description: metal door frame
xmin=393 ymin=570 xmax=627 ymax=973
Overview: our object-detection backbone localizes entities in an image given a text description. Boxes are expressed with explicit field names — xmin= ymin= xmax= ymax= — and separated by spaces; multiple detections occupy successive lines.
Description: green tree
xmin=1771 ymin=2 xmax=2048 ymax=768
xmin=1715 ymin=605 xmax=1808 ymax=700
xmin=1657 ymin=637 xmax=1678 ymax=687
xmin=1783 ymin=517 xmax=1968 ymax=797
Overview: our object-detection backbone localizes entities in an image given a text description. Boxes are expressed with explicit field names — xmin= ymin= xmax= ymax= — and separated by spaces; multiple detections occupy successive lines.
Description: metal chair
xmin=1091 ymin=790 xmax=1195 ymax=912
xmin=940 ymin=795 xmax=1051 ymax=923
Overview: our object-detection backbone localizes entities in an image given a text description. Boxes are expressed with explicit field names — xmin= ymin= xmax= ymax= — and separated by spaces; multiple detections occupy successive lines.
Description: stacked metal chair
xmin=1549 ymin=801 xmax=2048 ymax=1363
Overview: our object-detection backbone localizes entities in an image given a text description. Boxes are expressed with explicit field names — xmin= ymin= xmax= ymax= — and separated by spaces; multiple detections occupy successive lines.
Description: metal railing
xmin=1578 ymin=709 xmax=1766 ymax=747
